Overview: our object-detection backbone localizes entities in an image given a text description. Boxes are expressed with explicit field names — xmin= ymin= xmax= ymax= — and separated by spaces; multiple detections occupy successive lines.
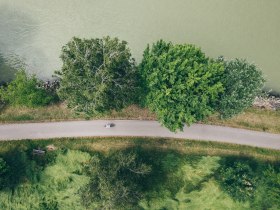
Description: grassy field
xmin=0 ymin=137 xmax=279 ymax=210
xmin=0 ymin=104 xmax=156 ymax=122
xmin=0 ymin=103 xmax=279 ymax=134
xmin=205 ymin=107 xmax=280 ymax=134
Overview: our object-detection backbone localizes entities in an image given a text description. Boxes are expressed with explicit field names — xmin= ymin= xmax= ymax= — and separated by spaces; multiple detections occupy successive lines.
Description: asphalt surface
xmin=0 ymin=120 xmax=279 ymax=150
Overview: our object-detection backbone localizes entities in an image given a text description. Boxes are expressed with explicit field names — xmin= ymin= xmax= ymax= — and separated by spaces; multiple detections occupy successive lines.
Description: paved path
xmin=0 ymin=120 xmax=279 ymax=150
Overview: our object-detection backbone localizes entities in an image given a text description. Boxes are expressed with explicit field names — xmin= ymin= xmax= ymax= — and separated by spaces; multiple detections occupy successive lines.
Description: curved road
xmin=0 ymin=120 xmax=279 ymax=150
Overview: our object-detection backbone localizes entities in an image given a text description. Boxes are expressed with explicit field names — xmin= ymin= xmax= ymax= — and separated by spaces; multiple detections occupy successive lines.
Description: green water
xmin=0 ymin=0 xmax=279 ymax=91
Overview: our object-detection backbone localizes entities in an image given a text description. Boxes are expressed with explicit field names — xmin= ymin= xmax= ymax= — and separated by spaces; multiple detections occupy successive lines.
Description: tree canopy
xmin=217 ymin=58 xmax=265 ymax=118
xmin=56 ymin=36 xmax=139 ymax=115
xmin=139 ymin=40 xmax=224 ymax=131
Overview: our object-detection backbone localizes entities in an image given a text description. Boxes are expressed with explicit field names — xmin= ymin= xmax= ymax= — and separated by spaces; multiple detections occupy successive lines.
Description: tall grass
xmin=205 ymin=108 xmax=280 ymax=133
xmin=139 ymin=155 xmax=250 ymax=210
xmin=0 ymin=150 xmax=90 ymax=210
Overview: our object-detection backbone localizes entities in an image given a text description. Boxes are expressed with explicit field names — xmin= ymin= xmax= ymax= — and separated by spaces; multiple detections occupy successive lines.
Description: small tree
xmin=139 ymin=40 xmax=224 ymax=132
xmin=0 ymin=70 xmax=56 ymax=107
xmin=81 ymin=151 xmax=151 ymax=209
xmin=56 ymin=36 xmax=139 ymax=115
xmin=217 ymin=58 xmax=265 ymax=118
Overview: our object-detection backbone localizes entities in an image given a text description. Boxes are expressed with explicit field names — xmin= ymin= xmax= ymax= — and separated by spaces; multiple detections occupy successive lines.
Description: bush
xmin=139 ymin=40 xmax=224 ymax=131
xmin=218 ymin=161 xmax=256 ymax=201
xmin=56 ymin=36 xmax=140 ymax=115
xmin=0 ymin=70 xmax=57 ymax=107
xmin=217 ymin=58 xmax=265 ymax=118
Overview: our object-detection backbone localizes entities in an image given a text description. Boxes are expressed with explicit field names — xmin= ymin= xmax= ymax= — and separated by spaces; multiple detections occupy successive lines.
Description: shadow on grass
xmin=0 ymin=142 xmax=58 ymax=191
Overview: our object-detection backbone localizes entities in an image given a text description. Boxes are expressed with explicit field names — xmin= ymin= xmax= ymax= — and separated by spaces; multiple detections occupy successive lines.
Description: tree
xmin=0 ymin=70 xmax=56 ymax=107
xmin=139 ymin=40 xmax=224 ymax=132
xmin=217 ymin=58 xmax=265 ymax=118
xmin=55 ymin=36 xmax=139 ymax=115
xmin=81 ymin=151 xmax=151 ymax=209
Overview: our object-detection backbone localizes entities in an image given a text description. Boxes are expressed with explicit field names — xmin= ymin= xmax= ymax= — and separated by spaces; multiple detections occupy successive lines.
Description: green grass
xmin=0 ymin=103 xmax=279 ymax=134
xmin=139 ymin=156 xmax=250 ymax=210
xmin=0 ymin=104 xmax=156 ymax=123
xmin=0 ymin=137 xmax=279 ymax=209
xmin=205 ymin=108 xmax=280 ymax=134
xmin=0 ymin=150 xmax=90 ymax=210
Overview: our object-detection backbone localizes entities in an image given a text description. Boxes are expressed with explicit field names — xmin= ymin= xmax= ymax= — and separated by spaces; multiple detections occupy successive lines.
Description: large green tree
xmin=139 ymin=40 xmax=224 ymax=132
xmin=217 ymin=58 xmax=265 ymax=118
xmin=56 ymin=36 xmax=139 ymax=115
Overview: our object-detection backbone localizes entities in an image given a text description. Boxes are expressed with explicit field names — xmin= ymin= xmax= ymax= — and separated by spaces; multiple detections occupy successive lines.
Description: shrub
xmin=0 ymin=70 xmax=57 ymax=107
xmin=139 ymin=40 xmax=224 ymax=131
xmin=56 ymin=36 xmax=139 ymax=115
xmin=217 ymin=58 xmax=265 ymax=118
xmin=218 ymin=161 xmax=256 ymax=201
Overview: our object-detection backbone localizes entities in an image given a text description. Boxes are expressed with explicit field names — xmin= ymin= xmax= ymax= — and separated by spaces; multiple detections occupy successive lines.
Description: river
xmin=0 ymin=0 xmax=279 ymax=92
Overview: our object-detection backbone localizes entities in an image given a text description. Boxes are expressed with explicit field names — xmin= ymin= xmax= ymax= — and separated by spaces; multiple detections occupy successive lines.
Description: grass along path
xmin=0 ymin=103 xmax=279 ymax=134
xmin=1 ymin=137 xmax=279 ymax=162
xmin=205 ymin=107 xmax=280 ymax=134
xmin=0 ymin=137 xmax=279 ymax=210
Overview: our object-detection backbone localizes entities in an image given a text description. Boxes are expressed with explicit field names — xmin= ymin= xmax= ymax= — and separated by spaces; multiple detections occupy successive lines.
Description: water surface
xmin=0 ymin=0 xmax=279 ymax=91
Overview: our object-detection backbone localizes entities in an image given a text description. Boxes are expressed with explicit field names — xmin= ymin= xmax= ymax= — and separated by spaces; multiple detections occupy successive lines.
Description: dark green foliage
xmin=0 ymin=139 xmax=279 ymax=209
xmin=56 ymin=36 xmax=139 ymax=115
xmin=0 ymin=70 xmax=57 ymax=107
xmin=253 ymin=166 xmax=280 ymax=209
xmin=0 ymin=158 xmax=8 ymax=189
xmin=0 ymin=145 xmax=57 ymax=190
xmin=217 ymin=58 xmax=265 ymax=118
xmin=39 ymin=197 xmax=59 ymax=210
xmin=81 ymin=150 xmax=151 ymax=209
xmin=141 ymin=151 xmax=186 ymax=200
xmin=218 ymin=161 xmax=256 ymax=201
xmin=4 ymin=147 xmax=30 ymax=188
xmin=139 ymin=40 xmax=224 ymax=131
